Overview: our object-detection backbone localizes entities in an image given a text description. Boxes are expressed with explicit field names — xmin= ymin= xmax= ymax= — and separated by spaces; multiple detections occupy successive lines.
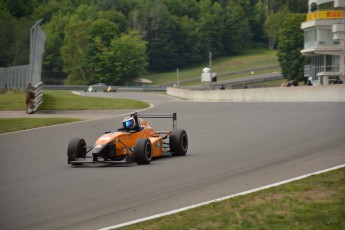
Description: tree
xmin=165 ymin=0 xmax=203 ymax=67
xmin=172 ymin=15 xmax=204 ymax=67
xmin=61 ymin=4 xmax=97 ymax=84
xmin=287 ymin=0 xmax=308 ymax=13
xmin=250 ymin=0 xmax=266 ymax=44
xmin=97 ymin=31 xmax=148 ymax=85
xmin=277 ymin=13 xmax=306 ymax=81
xmin=198 ymin=0 xmax=225 ymax=57
xmin=130 ymin=0 xmax=178 ymax=71
xmin=97 ymin=10 xmax=128 ymax=34
xmin=0 ymin=1 xmax=34 ymax=67
xmin=165 ymin=0 xmax=200 ymax=19
xmin=80 ymin=19 xmax=119 ymax=84
xmin=264 ymin=9 xmax=289 ymax=50
xmin=2 ymin=0 xmax=311 ymax=85
xmin=2 ymin=0 xmax=35 ymax=18
xmin=61 ymin=15 xmax=92 ymax=84
xmin=43 ymin=12 xmax=68 ymax=82
xmin=222 ymin=1 xmax=251 ymax=55
xmin=0 ymin=9 xmax=15 ymax=66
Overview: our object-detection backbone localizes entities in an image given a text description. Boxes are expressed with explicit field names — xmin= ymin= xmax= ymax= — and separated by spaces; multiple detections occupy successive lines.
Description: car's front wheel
xmin=135 ymin=138 xmax=152 ymax=165
xmin=67 ymin=138 xmax=86 ymax=164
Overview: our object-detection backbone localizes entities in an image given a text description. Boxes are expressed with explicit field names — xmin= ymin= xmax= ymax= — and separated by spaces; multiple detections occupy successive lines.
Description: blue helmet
xmin=123 ymin=117 xmax=135 ymax=130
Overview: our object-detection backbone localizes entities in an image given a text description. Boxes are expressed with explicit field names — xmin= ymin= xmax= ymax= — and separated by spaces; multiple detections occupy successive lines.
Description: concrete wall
xmin=167 ymin=85 xmax=345 ymax=102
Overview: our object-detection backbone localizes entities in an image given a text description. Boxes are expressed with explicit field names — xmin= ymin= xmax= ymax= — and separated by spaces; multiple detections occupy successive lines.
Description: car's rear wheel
xmin=170 ymin=129 xmax=188 ymax=156
xmin=67 ymin=138 xmax=86 ymax=164
xmin=135 ymin=138 xmax=152 ymax=165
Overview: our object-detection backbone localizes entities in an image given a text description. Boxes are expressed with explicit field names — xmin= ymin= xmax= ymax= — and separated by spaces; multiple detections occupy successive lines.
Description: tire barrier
xmin=26 ymin=82 xmax=43 ymax=114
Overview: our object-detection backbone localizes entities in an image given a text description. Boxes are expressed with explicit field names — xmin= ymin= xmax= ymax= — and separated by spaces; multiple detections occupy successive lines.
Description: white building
xmin=301 ymin=0 xmax=345 ymax=85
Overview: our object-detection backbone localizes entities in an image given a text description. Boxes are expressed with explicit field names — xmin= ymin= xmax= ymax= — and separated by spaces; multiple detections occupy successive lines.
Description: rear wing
xmin=138 ymin=113 xmax=177 ymax=130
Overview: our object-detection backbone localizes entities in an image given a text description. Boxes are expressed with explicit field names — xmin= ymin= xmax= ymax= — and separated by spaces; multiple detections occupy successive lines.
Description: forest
xmin=0 ymin=0 xmax=308 ymax=85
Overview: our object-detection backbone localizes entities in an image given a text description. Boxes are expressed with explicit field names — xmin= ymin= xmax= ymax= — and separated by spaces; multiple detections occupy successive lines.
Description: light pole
xmin=209 ymin=51 xmax=212 ymax=88
xmin=176 ymin=68 xmax=180 ymax=86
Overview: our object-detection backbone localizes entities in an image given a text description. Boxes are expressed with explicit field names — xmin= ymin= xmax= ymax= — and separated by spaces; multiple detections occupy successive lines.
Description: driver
xmin=122 ymin=113 xmax=140 ymax=131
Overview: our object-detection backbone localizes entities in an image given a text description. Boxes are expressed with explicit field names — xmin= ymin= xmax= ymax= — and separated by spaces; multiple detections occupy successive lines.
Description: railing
xmin=155 ymin=65 xmax=280 ymax=87
xmin=0 ymin=65 xmax=30 ymax=89
xmin=43 ymin=85 xmax=167 ymax=91
xmin=26 ymin=82 xmax=44 ymax=114
xmin=312 ymin=65 xmax=340 ymax=73
xmin=0 ymin=20 xmax=46 ymax=113
xmin=304 ymin=65 xmax=311 ymax=77
xmin=304 ymin=40 xmax=341 ymax=49
xmin=304 ymin=64 xmax=341 ymax=86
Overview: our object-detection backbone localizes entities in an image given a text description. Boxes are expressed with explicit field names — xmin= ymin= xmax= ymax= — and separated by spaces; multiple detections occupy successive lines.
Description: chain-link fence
xmin=0 ymin=19 xmax=45 ymax=113
xmin=0 ymin=65 xmax=30 ymax=90
xmin=29 ymin=19 xmax=46 ymax=87
xmin=0 ymin=19 xmax=45 ymax=90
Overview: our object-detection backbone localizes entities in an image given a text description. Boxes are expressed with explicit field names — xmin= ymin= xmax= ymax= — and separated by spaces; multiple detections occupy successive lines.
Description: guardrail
xmin=0 ymin=65 xmax=30 ymax=90
xmin=43 ymin=85 xmax=167 ymax=91
xmin=42 ymin=73 xmax=282 ymax=92
xmin=26 ymin=81 xmax=43 ymax=114
xmin=155 ymin=65 xmax=280 ymax=86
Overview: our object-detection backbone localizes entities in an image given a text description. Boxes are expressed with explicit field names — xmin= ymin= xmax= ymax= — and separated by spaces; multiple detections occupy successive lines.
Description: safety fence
xmin=0 ymin=19 xmax=45 ymax=113
xmin=155 ymin=65 xmax=280 ymax=87
xmin=29 ymin=19 xmax=45 ymax=88
xmin=0 ymin=65 xmax=30 ymax=90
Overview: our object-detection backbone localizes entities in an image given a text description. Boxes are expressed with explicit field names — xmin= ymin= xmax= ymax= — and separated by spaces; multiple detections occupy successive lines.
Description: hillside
xmin=143 ymin=49 xmax=279 ymax=86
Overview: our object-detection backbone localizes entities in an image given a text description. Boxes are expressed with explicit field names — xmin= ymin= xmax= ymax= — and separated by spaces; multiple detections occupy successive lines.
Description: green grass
xmin=40 ymin=90 xmax=149 ymax=110
xmin=182 ymin=68 xmax=282 ymax=87
xmin=0 ymin=90 xmax=149 ymax=111
xmin=0 ymin=118 xmax=82 ymax=133
xmin=144 ymin=49 xmax=278 ymax=85
xmin=0 ymin=90 xmax=149 ymax=133
xmin=120 ymin=167 xmax=345 ymax=229
xmin=0 ymin=90 xmax=26 ymax=110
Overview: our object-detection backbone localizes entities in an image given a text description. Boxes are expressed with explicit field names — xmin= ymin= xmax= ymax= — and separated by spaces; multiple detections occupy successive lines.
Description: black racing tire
xmin=67 ymin=138 xmax=86 ymax=164
xmin=170 ymin=129 xmax=188 ymax=156
xmin=135 ymin=138 xmax=152 ymax=165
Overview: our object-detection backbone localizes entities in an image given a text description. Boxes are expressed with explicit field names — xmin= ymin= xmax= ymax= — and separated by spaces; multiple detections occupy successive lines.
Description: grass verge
xmin=0 ymin=118 xmax=82 ymax=134
xmin=0 ymin=90 xmax=26 ymax=110
xmin=143 ymin=49 xmax=278 ymax=85
xmin=40 ymin=90 xmax=149 ymax=110
xmin=0 ymin=90 xmax=149 ymax=111
xmin=0 ymin=90 xmax=149 ymax=133
xmin=120 ymin=167 xmax=345 ymax=229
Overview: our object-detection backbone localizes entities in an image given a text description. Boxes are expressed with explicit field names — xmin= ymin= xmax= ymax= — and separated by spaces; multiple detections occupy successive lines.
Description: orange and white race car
xmin=67 ymin=113 xmax=188 ymax=166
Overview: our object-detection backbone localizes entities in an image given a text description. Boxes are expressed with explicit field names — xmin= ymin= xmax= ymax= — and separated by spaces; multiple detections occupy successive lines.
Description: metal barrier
xmin=29 ymin=19 xmax=45 ymax=87
xmin=0 ymin=65 xmax=30 ymax=89
xmin=155 ymin=65 xmax=280 ymax=86
xmin=26 ymin=20 xmax=45 ymax=113
xmin=26 ymin=82 xmax=44 ymax=114
xmin=0 ymin=19 xmax=45 ymax=113
xmin=43 ymin=85 xmax=167 ymax=91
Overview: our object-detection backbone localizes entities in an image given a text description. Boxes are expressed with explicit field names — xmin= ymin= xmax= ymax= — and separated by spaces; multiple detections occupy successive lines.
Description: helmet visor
xmin=123 ymin=118 xmax=134 ymax=129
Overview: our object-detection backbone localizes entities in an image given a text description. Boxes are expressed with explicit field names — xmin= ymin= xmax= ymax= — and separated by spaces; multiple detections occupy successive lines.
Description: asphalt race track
xmin=1 ymin=92 xmax=344 ymax=230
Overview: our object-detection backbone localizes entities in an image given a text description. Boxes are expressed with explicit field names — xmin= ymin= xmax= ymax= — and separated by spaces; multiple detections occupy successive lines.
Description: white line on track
xmin=99 ymin=164 xmax=345 ymax=230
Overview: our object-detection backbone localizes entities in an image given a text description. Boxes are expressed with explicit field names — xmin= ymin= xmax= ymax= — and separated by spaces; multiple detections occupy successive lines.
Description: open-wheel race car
xmin=67 ymin=113 xmax=188 ymax=166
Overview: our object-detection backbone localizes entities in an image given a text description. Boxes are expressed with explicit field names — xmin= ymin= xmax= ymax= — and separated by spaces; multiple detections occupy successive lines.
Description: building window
xmin=305 ymin=29 xmax=317 ymax=43
xmin=318 ymin=29 xmax=333 ymax=42
xmin=309 ymin=55 xmax=340 ymax=80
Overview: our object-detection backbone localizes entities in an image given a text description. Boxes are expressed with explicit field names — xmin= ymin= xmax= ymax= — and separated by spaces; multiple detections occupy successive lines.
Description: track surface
xmin=1 ymin=92 xmax=344 ymax=230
